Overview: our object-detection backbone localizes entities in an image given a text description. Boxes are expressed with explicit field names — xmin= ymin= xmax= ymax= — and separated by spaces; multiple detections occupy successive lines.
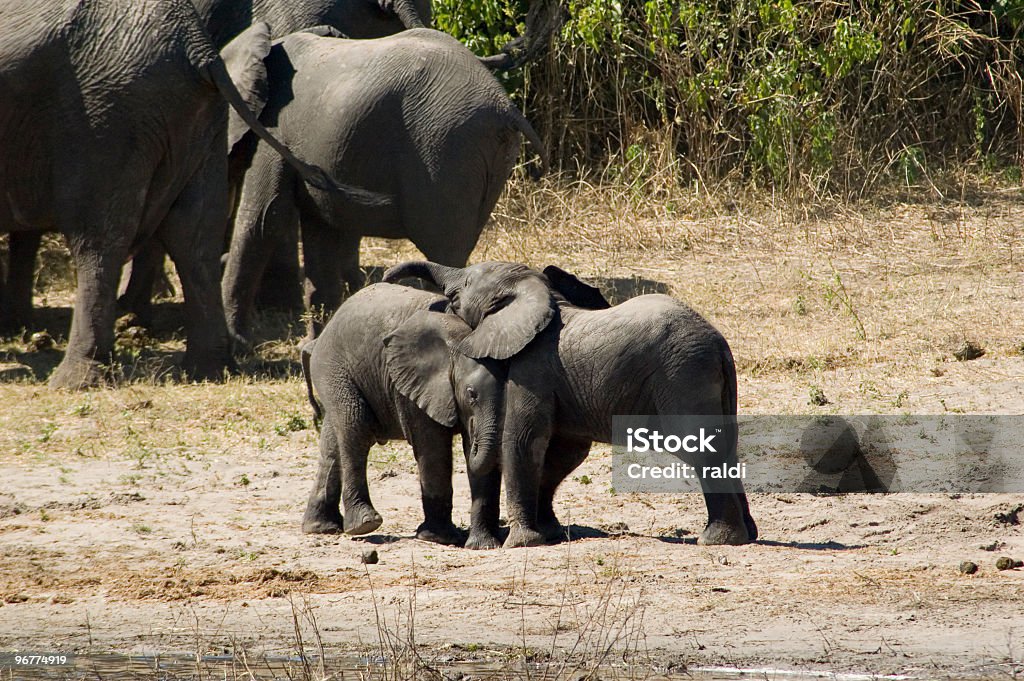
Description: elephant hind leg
xmin=0 ymin=230 xmax=42 ymax=335
xmin=537 ymin=436 xmax=591 ymax=543
xmin=160 ymin=157 xmax=235 ymax=382
xmin=327 ymin=389 xmax=383 ymax=536
xmin=302 ymin=413 xmax=345 ymax=534
xmin=655 ymin=392 xmax=753 ymax=545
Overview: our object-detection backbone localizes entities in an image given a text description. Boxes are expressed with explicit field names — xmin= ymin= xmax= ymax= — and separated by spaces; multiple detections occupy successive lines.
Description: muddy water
xmin=0 ymin=653 xmax=917 ymax=681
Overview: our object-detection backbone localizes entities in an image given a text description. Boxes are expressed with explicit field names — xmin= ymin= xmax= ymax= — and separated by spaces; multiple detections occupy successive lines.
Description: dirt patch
xmin=1 ymin=195 xmax=1023 ymax=678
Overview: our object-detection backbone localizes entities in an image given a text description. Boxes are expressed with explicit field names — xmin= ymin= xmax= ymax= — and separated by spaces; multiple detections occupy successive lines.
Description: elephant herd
xmin=0 ymin=0 xmax=546 ymax=387
xmin=1 ymin=1 xmax=756 ymax=547
xmin=301 ymin=261 xmax=758 ymax=548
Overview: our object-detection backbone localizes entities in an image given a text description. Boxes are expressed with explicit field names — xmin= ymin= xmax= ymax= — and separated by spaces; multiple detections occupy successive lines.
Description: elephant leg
xmin=537 ymin=436 xmax=591 ymax=543
xmin=300 ymin=218 xmax=350 ymax=339
xmin=464 ymin=461 xmax=502 ymax=550
xmin=159 ymin=159 xmax=234 ymax=382
xmin=302 ymin=413 xmax=344 ymax=534
xmin=502 ymin=385 xmax=554 ymax=548
xmin=0 ymin=230 xmax=42 ymax=335
xmin=254 ymin=231 xmax=303 ymax=312
xmin=407 ymin=420 xmax=462 ymax=546
xmin=117 ymin=239 xmax=166 ymax=327
xmin=222 ymin=151 xmax=296 ymax=347
xmin=48 ymin=231 xmax=130 ymax=389
xmin=311 ymin=383 xmax=381 ymax=535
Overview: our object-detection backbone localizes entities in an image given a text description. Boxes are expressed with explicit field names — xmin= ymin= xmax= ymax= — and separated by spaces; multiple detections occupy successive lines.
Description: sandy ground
xmin=1 ymin=195 xmax=1023 ymax=678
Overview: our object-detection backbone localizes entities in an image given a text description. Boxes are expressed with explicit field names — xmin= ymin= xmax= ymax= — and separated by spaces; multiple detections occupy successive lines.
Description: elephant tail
xmin=203 ymin=59 xmax=391 ymax=208
xmin=507 ymin=107 xmax=548 ymax=180
xmin=301 ymin=339 xmax=323 ymax=430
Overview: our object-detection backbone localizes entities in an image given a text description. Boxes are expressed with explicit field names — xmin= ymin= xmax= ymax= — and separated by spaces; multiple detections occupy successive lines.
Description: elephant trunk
xmin=384 ymin=0 xmax=426 ymax=29
xmin=382 ymin=261 xmax=462 ymax=293
xmin=468 ymin=427 xmax=501 ymax=476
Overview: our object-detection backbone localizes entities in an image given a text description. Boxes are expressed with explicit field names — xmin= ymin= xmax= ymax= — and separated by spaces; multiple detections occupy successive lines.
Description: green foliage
xmin=437 ymin=0 xmax=1024 ymax=193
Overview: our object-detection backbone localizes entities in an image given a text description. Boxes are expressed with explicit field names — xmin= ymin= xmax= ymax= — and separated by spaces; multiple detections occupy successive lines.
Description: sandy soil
xmin=1 ymin=196 xmax=1023 ymax=678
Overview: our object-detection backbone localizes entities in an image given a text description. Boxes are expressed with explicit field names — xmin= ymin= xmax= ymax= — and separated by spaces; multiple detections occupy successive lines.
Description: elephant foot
xmin=744 ymin=513 xmax=759 ymax=542
xmin=343 ymin=504 xmax=383 ymax=536
xmin=181 ymin=352 xmax=235 ymax=383
xmin=697 ymin=520 xmax=751 ymax=546
xmin=48 ymin=357 xmax=106 ymax=390
xmin=415 ymin=521 xmax=465 ymax=546
xmin=301 ymin=507 xmax=344 ymax=535
xmin=539 ymin=518 xmax=567 ymax=544
xmin=464 ymin=529 xmax=502 ymax=550
xmin=228 ymin=331 xmax=254 ymax=358
xmin=503 ymin=524 xmax=547 ymax=549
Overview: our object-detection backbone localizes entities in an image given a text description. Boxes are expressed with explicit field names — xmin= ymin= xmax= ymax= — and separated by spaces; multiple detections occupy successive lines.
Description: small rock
xmin=959 ymin=560 xmax=978 ymax=575
xmin=995 ymin=505 xmax=1022 ymax=526
xmin=717 ymin=555 xmax=729 ymax=566
xmin=361 ymin=548 xmax=379 ymax=565
xmin=980 ymin=541 xmax=1004 ymax=552
xmin=953 ymin=340 xmax=985 ymax=362
xmin=27 ymin=331 xmax=55 ymax=352
xmin=996 ymin=556 xmax=1023 ymax=570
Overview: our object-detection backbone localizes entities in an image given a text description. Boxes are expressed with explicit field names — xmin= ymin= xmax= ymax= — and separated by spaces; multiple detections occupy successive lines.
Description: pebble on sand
xmin=361 ymin=548 xmax=379 ymax=565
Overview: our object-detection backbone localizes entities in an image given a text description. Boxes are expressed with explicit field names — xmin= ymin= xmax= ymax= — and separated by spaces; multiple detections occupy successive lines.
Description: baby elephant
xmin=301 ymin=283 xmax=505 ymax=548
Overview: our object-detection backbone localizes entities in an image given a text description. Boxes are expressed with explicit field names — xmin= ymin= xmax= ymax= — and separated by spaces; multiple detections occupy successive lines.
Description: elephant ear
xmin=221 ymin=21 xmax=272 ymax=153
xmin=383 ymin=311 xmax=471 ymax=427
xmin=458 ymin=273 xmax=555 ymax=361
xmin=543 ymin=265 xmax=611 ymax=310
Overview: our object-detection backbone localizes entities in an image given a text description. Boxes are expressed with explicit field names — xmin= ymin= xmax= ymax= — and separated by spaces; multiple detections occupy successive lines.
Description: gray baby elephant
xmin=300 ymin=283 xmax=506 ymax=548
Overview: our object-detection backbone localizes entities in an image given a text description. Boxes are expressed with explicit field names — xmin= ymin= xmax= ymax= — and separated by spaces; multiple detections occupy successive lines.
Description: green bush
xmin=436 ymin=0 xmax=1024 ymax=195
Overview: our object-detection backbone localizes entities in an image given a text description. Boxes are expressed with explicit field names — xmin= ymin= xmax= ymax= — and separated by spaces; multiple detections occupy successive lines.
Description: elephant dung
xmin=958 ymin=561 xmax=979 ymax=575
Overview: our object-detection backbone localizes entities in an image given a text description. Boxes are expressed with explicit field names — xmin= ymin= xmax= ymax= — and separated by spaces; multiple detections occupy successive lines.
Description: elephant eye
xmin=466 ymin=386 xmax=478 ymax=402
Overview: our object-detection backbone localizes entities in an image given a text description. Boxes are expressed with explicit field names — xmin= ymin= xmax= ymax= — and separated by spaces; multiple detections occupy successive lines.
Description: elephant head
xmin=383 ymin=310 xmax=506 ymax=474
xmin=381 ymin=261 xmax=609 ymax=360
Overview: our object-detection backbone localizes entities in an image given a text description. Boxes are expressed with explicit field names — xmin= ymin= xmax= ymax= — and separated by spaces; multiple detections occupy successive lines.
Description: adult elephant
xmin=118 ymin=0 xmax=433 ymax=318
xmin=383 ymin=261 xmax=758 ymax=548
xmin=0 ymin=0 xmax=430 ymax=335
xmin=195 ymin=0 xmax=430 ymax=49
xmin=301 ymin=283 xmax=506 ymax=547
xmin=221 ymin=28 xmax=546 ymax=344
xmin=0 ymin=0 xmax=376 ymax=388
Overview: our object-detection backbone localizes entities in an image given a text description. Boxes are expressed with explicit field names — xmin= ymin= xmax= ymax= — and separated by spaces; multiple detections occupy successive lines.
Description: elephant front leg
xmin=537 ymin=436 xmax=591 ymax=543
xmin=464 ymin=464 xmax=502 ymax=550
xmin=48 ymin=233 xmax=128 ymax=389
xmin=222 ymin=151 xmax=297 ymax=348
xmin=408 ymin=422 xmax=463 ymax=546
xmin=502 ymin=397 xmax=554 ymax=548
xmin=0 ymin=230 xmax=42 ymax=335
xmin=302 ymin=416 xmax=344 ymax=534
